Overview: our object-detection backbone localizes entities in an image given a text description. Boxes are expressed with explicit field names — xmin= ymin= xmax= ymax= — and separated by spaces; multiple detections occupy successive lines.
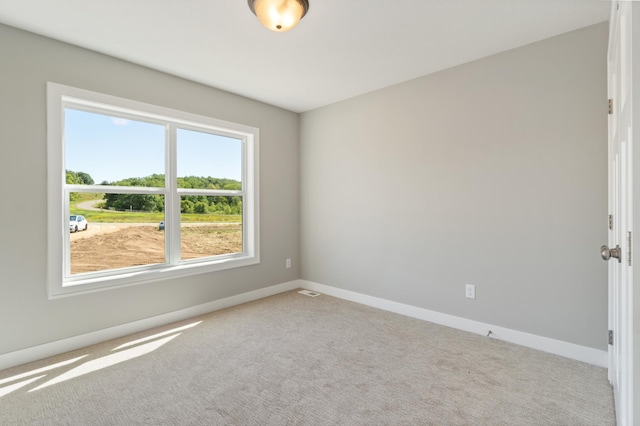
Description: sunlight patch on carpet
xmin=30 ymin=334 xmax=180 ymax=391
xmin=112 ymin=321 xmax=202 ymax=351
xmin=0 ymin=355 xmax=88 ymax=387
xmin=0 ymin=375 xmax=46 ymax=398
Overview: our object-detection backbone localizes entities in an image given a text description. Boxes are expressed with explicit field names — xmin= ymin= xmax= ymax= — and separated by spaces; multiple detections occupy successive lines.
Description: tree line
xmin=68 ymin=171 xmax=242 ymax=215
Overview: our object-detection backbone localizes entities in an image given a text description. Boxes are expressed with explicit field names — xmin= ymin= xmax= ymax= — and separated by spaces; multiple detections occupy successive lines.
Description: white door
xmin=606 ymin=2 xmax=634 ymax=425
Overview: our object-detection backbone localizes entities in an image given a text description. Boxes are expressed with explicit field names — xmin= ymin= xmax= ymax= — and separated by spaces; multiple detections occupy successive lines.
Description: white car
xmin=70 ymin=215 xmax=88 ymax=232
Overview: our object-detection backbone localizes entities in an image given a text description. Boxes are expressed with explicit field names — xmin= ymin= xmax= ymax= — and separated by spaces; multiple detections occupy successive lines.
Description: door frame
xmin=607 ymin=2 xmax=636 ymax=425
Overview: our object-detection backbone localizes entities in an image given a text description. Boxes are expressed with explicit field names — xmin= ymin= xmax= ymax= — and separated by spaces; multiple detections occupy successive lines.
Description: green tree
xmin=103 ymin=193 xmax=162 ymax=212
xmin=194 ymin=201 xmax=208 ymax=214
xmin=76 ymin=172 xmax=94 ymax=185
xmin=181 ymin=199 xmax=194 ymax=213
xmin=100 ymin=174 xmax=241 ymax=214
xmin=66 ymin=170 xmax=95 ymax=185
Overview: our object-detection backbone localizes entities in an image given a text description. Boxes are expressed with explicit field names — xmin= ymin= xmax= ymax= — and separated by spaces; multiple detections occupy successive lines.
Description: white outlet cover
xmin=465 ymin=284 xmax=476 ymax=299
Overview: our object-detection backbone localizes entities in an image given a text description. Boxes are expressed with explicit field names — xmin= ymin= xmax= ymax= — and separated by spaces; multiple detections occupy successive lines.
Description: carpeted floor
xmin=0 ymin=289 xmax=615 ymax=425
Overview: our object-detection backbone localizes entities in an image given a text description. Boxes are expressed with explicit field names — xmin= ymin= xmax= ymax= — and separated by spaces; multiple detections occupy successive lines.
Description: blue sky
xmin=65 ymin=109 xmax=242 ymax=184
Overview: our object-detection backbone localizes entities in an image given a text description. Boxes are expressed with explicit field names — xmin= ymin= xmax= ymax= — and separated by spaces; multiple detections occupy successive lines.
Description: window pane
xmin=65 ymin=109 xmax=165 ymax=187
xmin=177 ymin=128 xmax=242 ymax=189
xmin=180 ymin=195 xmax=243 ymax=260
xmin=69 ymin=192 xmax=166 ymax=274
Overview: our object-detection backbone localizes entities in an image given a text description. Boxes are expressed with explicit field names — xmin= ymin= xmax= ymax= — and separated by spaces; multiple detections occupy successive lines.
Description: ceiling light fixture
xmin=247 ymin=0 xmax=309 ymax=32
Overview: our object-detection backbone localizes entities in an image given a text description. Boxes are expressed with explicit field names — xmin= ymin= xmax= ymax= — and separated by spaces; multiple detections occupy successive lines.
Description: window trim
xmin=47 ymin=82 xmax=259 ymax=298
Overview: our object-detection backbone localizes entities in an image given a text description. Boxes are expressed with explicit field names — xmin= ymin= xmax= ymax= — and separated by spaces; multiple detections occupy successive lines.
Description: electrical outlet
xmin=285 ymin=258 xmax=292 ymax=269
xmin=465 ymin=284 xmax=476 ymax=299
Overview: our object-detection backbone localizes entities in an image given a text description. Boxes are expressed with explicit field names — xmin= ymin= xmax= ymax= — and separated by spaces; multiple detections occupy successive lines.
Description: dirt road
xmin=70 ymin=223 xmax=242 ymax=274
xmin=70 ymin=222 xmax=154 ymax=241
xmin=75 ymin=199 xmax=104 ymax=211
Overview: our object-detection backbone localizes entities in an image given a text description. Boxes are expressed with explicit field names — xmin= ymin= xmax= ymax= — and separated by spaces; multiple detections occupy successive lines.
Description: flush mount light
xmin=248 ymin=0 xmax=309 ymax=32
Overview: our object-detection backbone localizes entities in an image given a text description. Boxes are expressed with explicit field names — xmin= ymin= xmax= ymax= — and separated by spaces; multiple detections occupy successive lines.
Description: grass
xmin=70 ymin=193 xmax=241 ymax=224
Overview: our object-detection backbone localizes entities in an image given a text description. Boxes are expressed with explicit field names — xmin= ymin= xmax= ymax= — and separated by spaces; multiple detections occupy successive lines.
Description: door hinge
xmin=608 ymin=214 xmax=613 ymax=230
xmin=627 ymin=231 xmax=632 ymax=266
xmin=609 ymin=330 xmax=614 ymax=345
xmin=609 ymin=98 xmax=614 ymax=114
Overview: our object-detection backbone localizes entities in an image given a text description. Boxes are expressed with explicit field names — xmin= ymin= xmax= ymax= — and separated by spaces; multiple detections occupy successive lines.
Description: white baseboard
xmin=1 ymin=279 xmax=607 ymax=371
xmin=0 ymin=280 xmax=302 ymax=371
xmin=300 ymin=280 xmax=608 ymax=368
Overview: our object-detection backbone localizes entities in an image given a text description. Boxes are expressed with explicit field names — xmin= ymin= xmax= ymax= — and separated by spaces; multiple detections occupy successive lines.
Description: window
xmin=47 ymin=83 xmax=259 ymax=297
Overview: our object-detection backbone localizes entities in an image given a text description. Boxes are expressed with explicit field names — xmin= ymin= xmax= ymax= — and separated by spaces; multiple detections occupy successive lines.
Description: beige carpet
xmin=0 ymin=289 xmax=615 ymax=425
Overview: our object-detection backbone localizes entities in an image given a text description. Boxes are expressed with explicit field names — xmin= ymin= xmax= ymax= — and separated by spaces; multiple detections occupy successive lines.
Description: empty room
xmin=0 ymin=0 xmax=637 ymax=424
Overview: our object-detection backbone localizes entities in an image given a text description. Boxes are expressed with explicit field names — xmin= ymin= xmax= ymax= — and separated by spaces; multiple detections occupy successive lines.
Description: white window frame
xmin=47 ymin=82 xmax=259 ymax=298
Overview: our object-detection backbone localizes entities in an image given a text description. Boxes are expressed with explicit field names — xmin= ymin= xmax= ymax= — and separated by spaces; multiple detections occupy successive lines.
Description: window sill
xmin=49 ymin=255 xmax=259 ymax=299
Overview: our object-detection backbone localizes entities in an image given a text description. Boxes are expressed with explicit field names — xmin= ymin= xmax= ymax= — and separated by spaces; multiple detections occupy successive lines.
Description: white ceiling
xmin=0 ymin=0 xmax=610 ymax=112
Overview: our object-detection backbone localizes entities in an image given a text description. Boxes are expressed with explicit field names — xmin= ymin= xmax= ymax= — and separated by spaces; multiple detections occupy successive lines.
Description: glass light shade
xmin=250 ymin=0 xmax=308 ymax=32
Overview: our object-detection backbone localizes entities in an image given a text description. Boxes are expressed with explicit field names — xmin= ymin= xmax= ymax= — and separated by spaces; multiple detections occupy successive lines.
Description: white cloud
xmin=111 ymin=118 xmax=130 ymax=126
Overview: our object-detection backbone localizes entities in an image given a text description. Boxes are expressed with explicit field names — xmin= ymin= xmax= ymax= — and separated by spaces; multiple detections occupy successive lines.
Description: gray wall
xmin=0 ymin=20 xmax=610 ymax=357
xmin=300 ymin=23 xmax=609 ymax=350
xmin=0 ymin=24 xmax=299 ymax=355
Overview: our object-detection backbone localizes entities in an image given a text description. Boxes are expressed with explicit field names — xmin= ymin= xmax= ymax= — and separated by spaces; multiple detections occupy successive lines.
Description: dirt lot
xmin=70 ymin=223 xmax=242 ymax=274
